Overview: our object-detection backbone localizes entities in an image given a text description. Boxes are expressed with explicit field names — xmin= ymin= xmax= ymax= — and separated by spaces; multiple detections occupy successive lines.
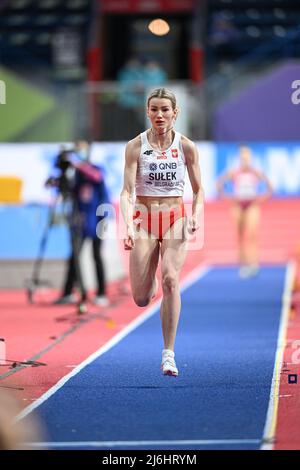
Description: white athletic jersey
xmin=232 ymin=168 xmax=259 ymax=200
xmin=135 ymin=130 xmax=186 ymax=197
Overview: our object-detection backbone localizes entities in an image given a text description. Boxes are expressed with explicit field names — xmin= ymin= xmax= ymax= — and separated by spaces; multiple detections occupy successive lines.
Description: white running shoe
xmin=92 ymin=295 xmax=110 ymax=307
xmin=161 ymin=349 xmax=178 ymax=377
xmin=239 ymin=264 xmax=259 ymax=279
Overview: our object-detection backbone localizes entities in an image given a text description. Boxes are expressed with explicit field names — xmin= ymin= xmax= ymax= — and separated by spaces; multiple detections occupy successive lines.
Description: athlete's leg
xmin=243 ymin=204 xmax=260 ymax=266
xmin=129 ymin=235 xmax=160 ymax=307
xmin=231 ymin=204 xmax=246 ymax=265
xmin=160 ymin=217 xmax=187 ymax=352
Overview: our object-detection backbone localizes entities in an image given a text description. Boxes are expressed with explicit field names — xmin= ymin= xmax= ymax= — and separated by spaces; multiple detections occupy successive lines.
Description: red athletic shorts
xmin=133 ymin=204 xmax=185 ymax=242
xmin=236 ymin=199 xmax=255 ymax=210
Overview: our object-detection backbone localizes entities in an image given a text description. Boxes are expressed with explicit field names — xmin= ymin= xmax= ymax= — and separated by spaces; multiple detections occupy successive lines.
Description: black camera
xmin=49 ymin=148 xmax=77 ymax=196
xmin=55 ymin=148 xmax=74 ymax=172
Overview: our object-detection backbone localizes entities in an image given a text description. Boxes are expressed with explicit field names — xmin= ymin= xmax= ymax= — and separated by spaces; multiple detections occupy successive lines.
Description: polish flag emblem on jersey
xmin=171 ymin=148 xmax=178 ymax=158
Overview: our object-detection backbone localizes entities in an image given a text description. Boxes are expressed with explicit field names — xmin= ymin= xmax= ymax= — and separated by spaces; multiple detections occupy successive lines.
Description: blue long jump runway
xmin=27 ymin=266 xmax=287 ymax=450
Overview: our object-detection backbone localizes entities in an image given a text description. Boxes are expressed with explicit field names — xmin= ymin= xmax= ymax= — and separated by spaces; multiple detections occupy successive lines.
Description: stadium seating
xmin=0 ymin=0 xmax=90 ymax=67
xmin=207 ymin=0 xmax=300 ymax=67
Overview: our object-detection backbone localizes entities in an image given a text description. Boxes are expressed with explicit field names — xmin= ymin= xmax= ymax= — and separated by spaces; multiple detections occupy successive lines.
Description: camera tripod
xmin=26 ymin=188 xmax=88 ymax=315
xmin=25 ymin=194 xmax=59 ymax=304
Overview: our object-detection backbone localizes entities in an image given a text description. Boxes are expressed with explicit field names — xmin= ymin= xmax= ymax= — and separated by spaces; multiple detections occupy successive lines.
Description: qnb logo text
xmin=0 ymin=80 xmax=6 ymax=104
xmin=291 ymin=80 xmax=300 ymax=105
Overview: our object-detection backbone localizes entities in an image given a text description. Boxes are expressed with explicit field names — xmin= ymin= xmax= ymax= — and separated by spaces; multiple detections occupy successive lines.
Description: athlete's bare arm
xmin=217 ymin=170 xmax=234 ymax=198
xmin=182 ymin=137 xmax=204 ymax=232
xmin=120 ymin=136 xmax=140 ymax=250
xmin=254 ymin=169 xmax=273 ymax=201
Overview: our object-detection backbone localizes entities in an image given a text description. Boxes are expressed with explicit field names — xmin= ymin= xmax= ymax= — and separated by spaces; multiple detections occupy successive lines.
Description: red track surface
xmin=1 ymin=199 xmax=300 ymax=447
xmin=274 ymin=263 xmax=300 ymax=450
xmin=274 ymin=307 xmax=300 ymax=450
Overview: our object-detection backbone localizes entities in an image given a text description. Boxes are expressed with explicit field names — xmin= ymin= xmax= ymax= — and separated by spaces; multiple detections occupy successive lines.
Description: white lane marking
xmin=261 ymin=262 xmax=296 ymax=450
xmin=28 ymin=438 xmax=260 ymax=448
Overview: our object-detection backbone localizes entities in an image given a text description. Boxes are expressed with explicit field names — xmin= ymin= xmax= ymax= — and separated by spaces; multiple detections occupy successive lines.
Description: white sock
xmin=162 ymin=349 xmax=175 ymax=358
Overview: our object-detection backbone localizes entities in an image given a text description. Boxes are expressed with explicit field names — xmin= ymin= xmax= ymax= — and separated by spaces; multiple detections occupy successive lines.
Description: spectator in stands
xmin=117 ymin=57 xmax=168 ymax=135
xmin=116 ymin=57 xmax=146 ymax=135
xmin=143 ymin=60 xmax=167 ymax=88
xmin=117 ymin=57 xmax=145 ymax=108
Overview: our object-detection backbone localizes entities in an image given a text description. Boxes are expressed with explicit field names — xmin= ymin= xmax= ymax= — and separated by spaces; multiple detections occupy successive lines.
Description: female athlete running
xmin=120 ymin=88 xmax=204 ymax=376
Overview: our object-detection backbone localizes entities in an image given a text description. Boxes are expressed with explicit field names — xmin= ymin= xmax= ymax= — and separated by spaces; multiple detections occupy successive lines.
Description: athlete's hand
xmin=256 ymin=194 xmax=270 ymax=203
xmin=124 ymin=225 xmax=135 ymax=250
xmin=187 ymin=215 xmax=200 ymax=234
